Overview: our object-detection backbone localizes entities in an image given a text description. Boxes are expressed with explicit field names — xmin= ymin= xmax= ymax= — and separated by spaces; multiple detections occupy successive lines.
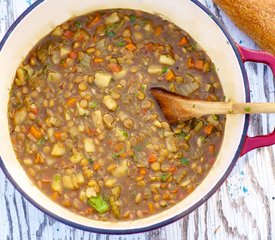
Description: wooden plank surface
xmin=0 ymin=0 xmax=274 ymax=239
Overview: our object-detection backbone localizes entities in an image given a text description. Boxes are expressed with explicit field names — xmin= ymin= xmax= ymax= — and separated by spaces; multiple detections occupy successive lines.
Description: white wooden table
xmin=0 ymin=0 xmax=274 ymax=239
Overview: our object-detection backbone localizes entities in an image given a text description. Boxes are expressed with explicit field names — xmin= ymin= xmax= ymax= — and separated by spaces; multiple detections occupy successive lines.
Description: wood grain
xmin=0 ymin=0 xmax=274 ymax=239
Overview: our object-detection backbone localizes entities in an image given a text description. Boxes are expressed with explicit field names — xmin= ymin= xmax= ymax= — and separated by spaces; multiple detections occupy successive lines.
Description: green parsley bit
xmin=117 ymin=41 xmax=126 ymax=47
xmin=75 ymin=21 xmax=82 ymax=29
xmin=90 ymin=101 xmax=98 ymax=109
xmin=129 ymin=14 xmax=136 ymax=23
xmin=162 ymin=66 xmax=168 ymax=74
xmin=180 ymin=157 xmax=190 ymax=166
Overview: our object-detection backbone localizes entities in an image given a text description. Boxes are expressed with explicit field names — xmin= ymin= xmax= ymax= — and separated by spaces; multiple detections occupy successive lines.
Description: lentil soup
xmin=8 ymin=9 xmax=225 ymax=221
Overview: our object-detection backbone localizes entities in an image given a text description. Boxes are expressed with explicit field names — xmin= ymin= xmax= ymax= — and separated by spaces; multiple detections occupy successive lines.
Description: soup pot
xmin=0 ymin=0 xmax=274 ymax=234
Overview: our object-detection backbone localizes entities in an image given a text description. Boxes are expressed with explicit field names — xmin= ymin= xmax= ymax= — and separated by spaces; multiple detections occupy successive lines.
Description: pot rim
xmin=0 ymin=0 xmax=250 ymax=234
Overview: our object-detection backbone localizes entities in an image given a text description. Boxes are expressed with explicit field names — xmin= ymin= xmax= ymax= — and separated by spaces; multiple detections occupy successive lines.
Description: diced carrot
xmin=178 ymin=36 xmax=188 ymax=46
xmin=204 ymin=124 xmax=214 ymax=135
xmin=66 ymin=97 xmax=77 ymax=107
xmin=63 ymin=30 xmax=74 ymax=38
xmin=160 ymin=183 xmax=167 ymax=189
xmin=51 ymin=192 xmax=59 ymax=201
xmin=62 ymin=198 xmax=72 ymax=208
xmin=165 ymin=70 xmax=176 ymax=81
xmin=154 ymin=26 xmax=163 ymax=36
xmin=84 ymin=208 xmax=93 ymax=216
xmin=107 ymin=139 xmax=113 ymax=145
xmin=69 ymin=51 xmax=78 ymax=59
xmin=30 ymin=107 xmax=38 ymax=115
xmin=148 ymin=153 xmax=157 ymax=163
xmin=87 ymin=14 xmax=100 ymax=28
xmin=107 ymin=63 xmax=122 ymax=73
xmin=54 ymin=132 xmax=62 ymax=140
xmin=139 ymin=168 xmax=147 ymax=175
xmin=93 ymin=162 xmax=101 ymax=171
xmin=187 ymin=57 xmax=195 ymax=69
xmin=114 ymin=142 xmax=125 ymax=152
xmin=163 ymin=193 xmax=171 ymax=200
xmin=86 ymin=127 xmax=98 ymax=136
xmin=195 ymin=59 xmax=204 ymax=70
xmin=34 ymin=153 xmax=45 ymax=164
xmin=94 ymin=57 xmax=104 ymax=63
xmin=148 ymin=202 xmax=155 ymax=213
xmin=41 ymin=178 xmax=51 ymax=183
xmin=30 ymin=126 xmax=42 ymax=139
xmin=125 ymin=43 xmax=137 ymax=51
xmin=144 ymin=43 xmax=153 ymax=51
xmin=187 ymin=185 xmax=195 ymax=193
xmin=169 ymin=166 xmax=177 ymax=173
xmin=208 ymin=144 xmax=216 ymax=153
xmin=170 ymin=189 xmax=178 ymax=194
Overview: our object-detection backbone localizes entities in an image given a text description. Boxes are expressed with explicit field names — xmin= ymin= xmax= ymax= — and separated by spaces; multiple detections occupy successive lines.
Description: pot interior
xmin=0 ymin=0 xmax=247 ymax=232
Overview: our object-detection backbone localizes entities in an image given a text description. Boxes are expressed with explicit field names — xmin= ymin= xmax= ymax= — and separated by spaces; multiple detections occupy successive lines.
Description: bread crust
xmin=214 ymin=0 xmax=275 ymax=55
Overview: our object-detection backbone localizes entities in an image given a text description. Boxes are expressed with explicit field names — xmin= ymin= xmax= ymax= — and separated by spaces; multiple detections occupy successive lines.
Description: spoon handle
xmin=232 ymin=102 xmax=275 ymax=114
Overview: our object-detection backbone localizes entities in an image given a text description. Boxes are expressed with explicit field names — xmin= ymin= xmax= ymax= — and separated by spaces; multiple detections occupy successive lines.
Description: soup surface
xmin=8 ymin=9 xmax=225 ymax=221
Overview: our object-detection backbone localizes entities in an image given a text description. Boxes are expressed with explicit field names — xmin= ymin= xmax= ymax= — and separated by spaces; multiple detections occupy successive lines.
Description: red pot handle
xmin=237 ymin=44 xmax=275 ymax=156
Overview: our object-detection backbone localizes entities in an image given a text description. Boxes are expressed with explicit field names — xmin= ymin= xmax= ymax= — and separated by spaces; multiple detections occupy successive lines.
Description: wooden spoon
xmin=150 ymin=87 xmax=275 ymax=124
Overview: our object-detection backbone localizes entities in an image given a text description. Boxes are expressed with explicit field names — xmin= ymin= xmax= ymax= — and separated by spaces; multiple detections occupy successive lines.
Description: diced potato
xmin=13 ymin=107 xmax=27 ymax=125
xmin=49 ymin=116 xmax=57 ymax=125
xmin=143 ymin=22 xmax=153 ymax=32
xmin=47 ymin=71 xmax=62 ymax=82
xmin=112 ymin=160 xmax=129 ymax=178
xmin=23 ymin=158 xmax=33 ymax=166
xmin=105 ymin=12 xmax=120 ymax=24
xmin=52 ymin=26 xmax=63 ymax=36
xmin=92 ymin=110 xmax=103 ymax=128
xmin=165 ymin=136 xmax=178 ymax=152
xmin=103 ymin=113 xmax=114 ymax=129
xmin=77 ymin=103 xmax=89 ymax=116
xmin=15 ymin=67 xmax=28 ymax=86
xmin=62 ymin=175 xmax=74 ymax=190
xmin=70 ymin=151 xmax=85 ymax=163
xmin=51 ymin=143 xmax=66 ymax=157
xmin=86 ymin=187 xmax=97 ymax=198
xmin=51 ymin=174 xmax=62 ymax=193
xmin=59 ymin=46 xmax=71 ymax=57
xmin=111 ymin=185 xmax=121 ymax=199
xmin=76 ymin=173 xmax=85 ymax=185
xmin=159 ymin=55 xmax=175 ymax=66
xmin=104 ymin=177 xmax=117 ymax=188
xmin=94 ymin=72 xmax=112 ymax=88
xmin=147 ymin=65 xmax=162 ymax=74
xmin=103 ymin=95 xmax=118 ymax=111
xmin=84 ymin=138 xmax=95 ymax=153
xmin=113 ymin=68 xmax=128 ymax=80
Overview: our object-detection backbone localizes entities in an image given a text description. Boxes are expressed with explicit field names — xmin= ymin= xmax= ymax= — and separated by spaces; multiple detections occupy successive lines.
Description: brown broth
xmin=8 ymin=9 xmax=225 ymax=221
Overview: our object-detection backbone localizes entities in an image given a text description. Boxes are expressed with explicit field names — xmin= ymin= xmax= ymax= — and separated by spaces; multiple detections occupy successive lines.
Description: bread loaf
xmin=213 ymin=0 xmax=275 ymax=55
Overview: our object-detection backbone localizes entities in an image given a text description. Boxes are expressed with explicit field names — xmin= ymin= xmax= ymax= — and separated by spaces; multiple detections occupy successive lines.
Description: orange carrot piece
xmin=34 ymin=153 xmax=45 ymax=164
xmin=107 ymin=63 xmax=122 ymax=73
xmin=63 ymin=30 xmax=74 ymax=38
xmin=30 ymin=126 xmax=42 ymax=139
xmin=208 ymin=144 xmax=216 ymax=153
xmin=139 ymin=168 xmax=147 ymax=175
xmin=54 ymin=132 xmax=62 ymax=140
xmin=94 ymin=57 xmax=104 ymax=63
xmin=69 ymin=51 xmax=78 ymax=59
xmin=165 ymin=70 xmax=176 ymax=81
xmin=114 ymin=142 xmax=125 ymax=152
xmin=66 ymin=97 xmax=77 ymax=107
xmin=87 ymin=14 xmax=100 ymax=28
xmin=187 ymin=57 xmax=195 ymax=69
xmin=51 ymin=192 xmax=59 ymax=201
xmin=204 ymin=124 xmax=214 ymax=135
xmin=195 ymin=59 xmax=204 ymax=70
xmin=84 ymin=208 xmax=93 ymax=216
xmin=169 ymin=166 xmax=177 ymax=173
xmin=178 ymin=36 xmax=188 ymax=46
xmin=93 ymin=162 xmax=101 ymax=171
xmin=148 ymin=202 xmax=155 ymax=213
xmin=148 ymin=153 xmax=157 ymax=163
xmin=154 ymin=26 xmax=163 ymax=36
xmin=125 ymin=43 xmax=137 ymax=51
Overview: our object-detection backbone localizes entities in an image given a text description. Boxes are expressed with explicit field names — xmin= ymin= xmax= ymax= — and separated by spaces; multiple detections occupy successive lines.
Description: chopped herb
xmin=180 ymin=157 xmax=190 ymax=166
xmin=141 ymin=84 xmax=147 ymax=91
xmin=87 ymin=196 xmax=109 ymax=214
xmin=162 ymin=66 xmax=168 ymax=74
xmin=129 ymin=14 xmax=136 ymax=22
xmin=117 ymin=41 xmax=126 ymax=47
xmin=37 ymin=137 xmax=46 ymax=146
xmin=90 ymin=101 xmax=98 ymax=108
xmin=106 ymin=30 xmax=116 ymax=37
xmin=112 ymin=153 xmax=119 ymax=159
xmin=75 ymin=21 xmax=82 ymax=29
xmin=212 ymin=114 xmax=219 ymax=120
xmin=121 ymin=130 xmax=128 ymax=138
xmin=244 ymin=107 xmax=251 ymax=113
xmin=88 ymin=158 xmax=94 ymax=164
xmin=161 ymin=173 xmax=171 ymax=182
xmin=176 ymin=131 xmax=186 ymax=137
xmin=192 ymin=104 xmax=196 ymax=108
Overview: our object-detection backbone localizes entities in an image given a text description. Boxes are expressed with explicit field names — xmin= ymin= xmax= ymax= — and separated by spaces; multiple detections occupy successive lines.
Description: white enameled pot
xmin=0 ymin=0 xmax=275 ymax=234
